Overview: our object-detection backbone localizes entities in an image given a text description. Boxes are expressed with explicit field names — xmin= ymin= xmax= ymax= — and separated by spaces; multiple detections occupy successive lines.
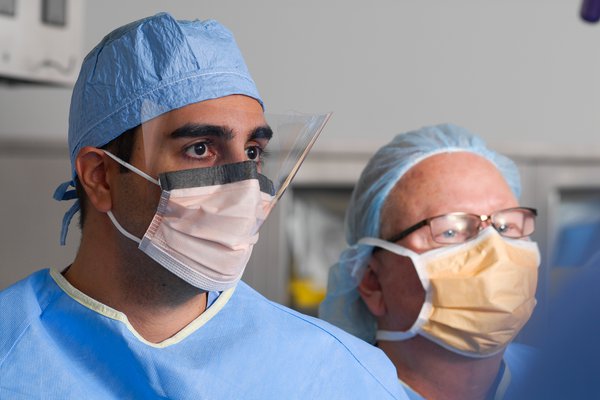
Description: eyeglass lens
xmin=429 ymin=208 xmax=536 ymax=244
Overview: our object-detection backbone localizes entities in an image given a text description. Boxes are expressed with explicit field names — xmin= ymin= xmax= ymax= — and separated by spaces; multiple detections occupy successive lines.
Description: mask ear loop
xmin=107 ymin=210 xmax=142 ymax=244
xmin=102 ymin=150 xmax=159 ymax=245
xmin=358 ymin=237 xmax=433 ymax=342
xmin=102 ymin=150 xmax=160 ymax=186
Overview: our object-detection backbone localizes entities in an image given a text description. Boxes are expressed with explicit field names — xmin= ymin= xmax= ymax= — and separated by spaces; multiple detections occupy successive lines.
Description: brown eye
xmin=245 ymin=146 xmax=261 ymax=160
xmin=192 ymin=143 xmax=207 ymax=156
xmin=184 ymin=142 xmax=209 ymax=159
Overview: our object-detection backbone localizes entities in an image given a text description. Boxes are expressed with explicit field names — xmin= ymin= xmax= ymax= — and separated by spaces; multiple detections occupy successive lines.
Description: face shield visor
xmin=104 ymin=98 xmax=331 ymax=291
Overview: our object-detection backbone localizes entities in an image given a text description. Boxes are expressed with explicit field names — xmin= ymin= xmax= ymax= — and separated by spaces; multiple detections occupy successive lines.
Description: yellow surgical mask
xmin=359 ymin=227 xmax=540 ymax=358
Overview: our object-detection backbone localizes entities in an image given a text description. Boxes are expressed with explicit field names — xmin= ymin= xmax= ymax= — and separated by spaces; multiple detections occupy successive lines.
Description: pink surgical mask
xmin=104 ymin=151 xmax=274 ymax=291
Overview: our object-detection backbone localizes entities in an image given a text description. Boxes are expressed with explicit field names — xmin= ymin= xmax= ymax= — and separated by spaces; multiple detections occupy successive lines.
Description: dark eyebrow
xmin=250 ymin=125 xmax=273 ymax=141
xmin=170 ymin=124 xmax=234 ymax=140
xmin=169 ymin=123 xmax=273 ymax=142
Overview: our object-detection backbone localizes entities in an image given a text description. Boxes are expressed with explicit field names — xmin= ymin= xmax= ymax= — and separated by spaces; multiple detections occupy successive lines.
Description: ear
xmin=358 ymin=258 xmax=386 ymax=317
xmin=75 ymin=146 xmax=113 ymax=213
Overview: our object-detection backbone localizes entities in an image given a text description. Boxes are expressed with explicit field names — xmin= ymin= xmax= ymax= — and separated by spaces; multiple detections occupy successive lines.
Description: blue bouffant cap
xmin=53 ymin=12 xmax=263 ymax=244
xmin=319 ymin=123 xmax=522 ymax=343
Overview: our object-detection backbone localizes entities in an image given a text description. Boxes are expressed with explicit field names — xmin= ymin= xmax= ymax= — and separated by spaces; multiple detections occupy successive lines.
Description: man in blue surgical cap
xmin=0 ymin=13 xmax=404 ymax=399
xmin=320 ymin=124 xmax=541 ymax=399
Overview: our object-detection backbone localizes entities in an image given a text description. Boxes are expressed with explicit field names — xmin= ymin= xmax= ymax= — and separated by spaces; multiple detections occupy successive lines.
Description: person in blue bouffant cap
xmin=321 ymin=124 xmax=541 ymax=399
xmin=0 ymin=13 xmax=404 ymax=399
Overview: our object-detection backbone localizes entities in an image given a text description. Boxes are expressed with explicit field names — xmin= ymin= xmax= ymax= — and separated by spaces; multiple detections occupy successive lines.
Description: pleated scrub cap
xmin=318 ymin=123 xmax=522 ymax=343
xmin=53 ymin=12 xmax=263 ymax=244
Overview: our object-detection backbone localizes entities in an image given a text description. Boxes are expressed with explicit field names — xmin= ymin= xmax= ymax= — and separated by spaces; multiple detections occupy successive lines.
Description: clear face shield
xmin=131 ymin=100 xmax=330 ymax=202
xmin=104 ymin=98 xmax=331 ymax=291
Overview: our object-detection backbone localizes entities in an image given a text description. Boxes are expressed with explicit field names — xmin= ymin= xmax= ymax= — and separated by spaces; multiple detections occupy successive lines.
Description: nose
xmin=219 ymin=141 xmax=250 ymax=166
xmin=478 ymin=215 xmax=493 ymax=230
xmin=224 ymin=152 xmax=248 ymax=165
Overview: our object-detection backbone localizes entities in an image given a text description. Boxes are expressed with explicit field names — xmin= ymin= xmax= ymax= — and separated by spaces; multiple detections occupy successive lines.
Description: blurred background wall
xmin=3 ymin=1 xmax=600 ymax=154
xmin=2 ymin=1 xmax=600 ymax=343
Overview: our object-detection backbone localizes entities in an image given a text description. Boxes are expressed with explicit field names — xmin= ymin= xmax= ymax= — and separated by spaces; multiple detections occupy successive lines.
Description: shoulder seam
xmin=0 ymin=271 xmax=62 ymax=369
xmin=0 ymin=319 xmax=32 ymax=369
xmin=245 ymin=286 xmax=398 ymax=398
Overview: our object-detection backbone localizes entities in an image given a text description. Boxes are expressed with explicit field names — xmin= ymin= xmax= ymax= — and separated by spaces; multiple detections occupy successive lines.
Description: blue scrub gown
xmin=0 ymin=269 xmax=405 ymax=399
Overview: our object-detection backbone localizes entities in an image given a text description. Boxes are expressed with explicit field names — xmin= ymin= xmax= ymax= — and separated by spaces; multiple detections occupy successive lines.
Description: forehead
xmin=141 ymin=94 xmax=266 ymax=134
xmin=380 ymin=152 xmax=518 ymax=234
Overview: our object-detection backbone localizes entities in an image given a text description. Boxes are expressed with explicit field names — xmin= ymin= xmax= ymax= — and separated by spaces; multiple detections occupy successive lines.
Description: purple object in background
xmin=581 ymin=0 xmax=600 ymax=23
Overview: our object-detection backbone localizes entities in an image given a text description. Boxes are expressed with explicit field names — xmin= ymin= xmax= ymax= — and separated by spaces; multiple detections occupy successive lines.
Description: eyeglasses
xmin=386 ymin=207 xmax=538 ymax=245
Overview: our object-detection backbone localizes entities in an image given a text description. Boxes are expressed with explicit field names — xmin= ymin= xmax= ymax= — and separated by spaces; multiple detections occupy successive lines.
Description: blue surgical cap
xmin=318 ymin=123 xmax=522 ymax=343
xmin=53 ymin=12 xmax=263 ymax=244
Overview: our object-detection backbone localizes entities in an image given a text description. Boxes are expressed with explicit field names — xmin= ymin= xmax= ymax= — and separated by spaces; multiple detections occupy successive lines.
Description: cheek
xmin=399 ymin=232 xmax=445 ymax=254
xmin=118 ymin=175 xmax=162 ymax=235
xmin=380 ymin=255 xmax=426 ymax=330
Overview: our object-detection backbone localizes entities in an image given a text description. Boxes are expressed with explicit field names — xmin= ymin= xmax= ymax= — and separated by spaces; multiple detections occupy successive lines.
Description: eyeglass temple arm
xmin=386 ymin=220 xmax=429 ymax=243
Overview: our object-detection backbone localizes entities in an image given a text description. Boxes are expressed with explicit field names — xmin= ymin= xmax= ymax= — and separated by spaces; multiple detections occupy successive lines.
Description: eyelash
xmin=249 ymin=145 xmax=268 ymax=158
xmin=183 ymin=140 xmax=213 ymax=161
xmin=181 ymin=141 xmax=269 ymax=164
